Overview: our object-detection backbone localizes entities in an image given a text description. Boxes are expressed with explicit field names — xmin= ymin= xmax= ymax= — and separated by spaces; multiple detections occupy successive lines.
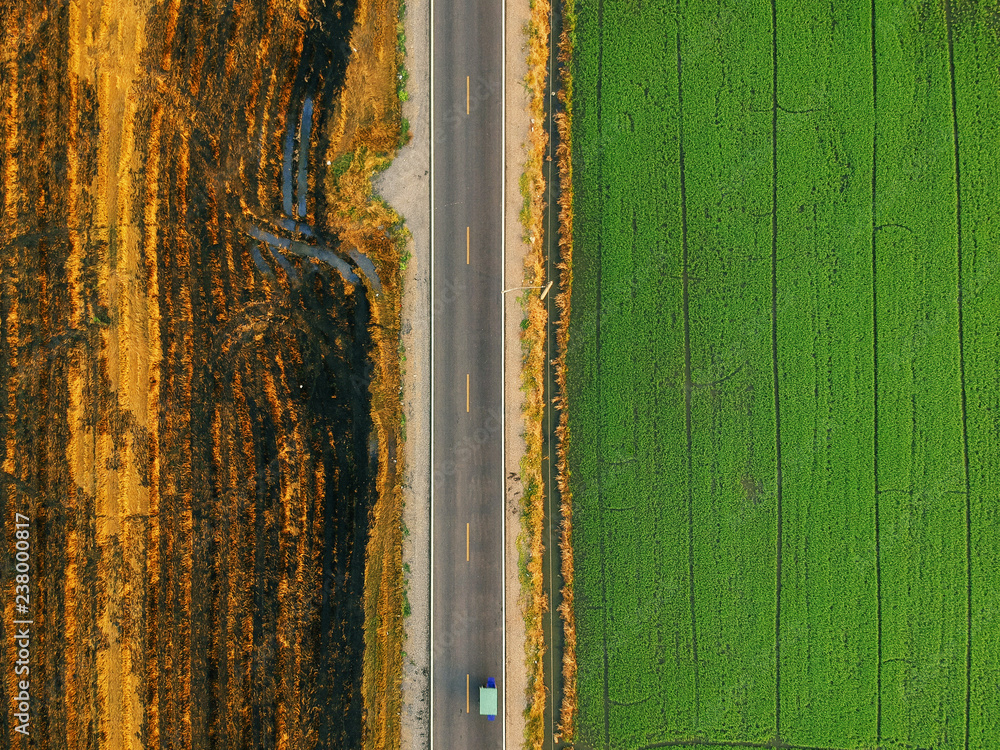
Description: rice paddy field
xmin=565 ymin=1 xmax=1000 ymax=748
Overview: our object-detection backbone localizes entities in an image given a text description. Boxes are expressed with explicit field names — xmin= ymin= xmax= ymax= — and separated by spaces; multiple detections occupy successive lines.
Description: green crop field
xmin=565 ymin=1 xmax=1000 ymax=749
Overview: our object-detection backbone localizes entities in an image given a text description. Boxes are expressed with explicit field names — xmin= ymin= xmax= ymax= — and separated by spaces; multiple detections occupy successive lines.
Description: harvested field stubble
xmin=552 ymin=0 xmax=577 ymax=740
xmin=0 ymin=0 xmax=406 ymax=748
xmin=565 ymin=0 xmax=1000 ymax=749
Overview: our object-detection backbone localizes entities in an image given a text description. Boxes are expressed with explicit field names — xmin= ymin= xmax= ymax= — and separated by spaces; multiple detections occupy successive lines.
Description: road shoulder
xmin=504 ymin=0 xmax=533 ymax=744
xmin=374 ymin=0 xmax=431 ymax=745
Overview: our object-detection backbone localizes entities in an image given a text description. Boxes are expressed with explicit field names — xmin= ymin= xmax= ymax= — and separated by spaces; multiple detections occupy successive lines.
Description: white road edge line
xmin=428 ymin=0 xmax=435 ymax=742
xmin=501 ymin=0 xmax=508 ymax=745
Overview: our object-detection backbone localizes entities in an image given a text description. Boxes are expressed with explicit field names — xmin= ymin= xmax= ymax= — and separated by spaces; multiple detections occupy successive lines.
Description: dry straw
xmin=321 ymin=0 xmax=409 ymax=746
xmin=519 ymin=0 xmax=554 ymax=747
xmin=553 ymin=0 xmax=578 ymax=740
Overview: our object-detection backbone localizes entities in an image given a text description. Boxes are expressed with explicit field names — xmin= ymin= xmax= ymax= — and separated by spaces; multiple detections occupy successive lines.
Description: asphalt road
xmin=430 ymin=0 xmax=506 ymax=748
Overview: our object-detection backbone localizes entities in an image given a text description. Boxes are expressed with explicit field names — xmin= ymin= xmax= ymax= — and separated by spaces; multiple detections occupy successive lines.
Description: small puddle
xmin=298 ymin=96 xmax=313 ymax=219
xmin=282 ymin=113 xmax=295 ymax=217
xmin=250 ymin=242 xmax=272 ymax=275
xmin=347 ymin=248 xmax=382 ymax=294
xmin=248 ymin=225 xmax=291 ymax=251
xmin=264 ymin=95 xmax=382 ymax=293
xmin=288 ymin=240 xmax=360 ymax=285
xmin=278 ymin=218 xmax=316 ymax=238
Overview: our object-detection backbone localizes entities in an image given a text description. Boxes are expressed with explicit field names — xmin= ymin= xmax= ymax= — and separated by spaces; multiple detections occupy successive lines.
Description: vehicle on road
xmin=479 ymin=677 xmax=497 ymax=721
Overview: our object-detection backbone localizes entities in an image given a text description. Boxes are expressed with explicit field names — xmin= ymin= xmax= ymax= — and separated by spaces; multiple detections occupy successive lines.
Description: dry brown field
xmin=0 ymin=0 xmax=405 ymax=748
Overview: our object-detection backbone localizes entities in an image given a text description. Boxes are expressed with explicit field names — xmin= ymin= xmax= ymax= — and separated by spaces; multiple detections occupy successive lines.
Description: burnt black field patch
xmin=0 ymin=1 xmax=377 ymax=747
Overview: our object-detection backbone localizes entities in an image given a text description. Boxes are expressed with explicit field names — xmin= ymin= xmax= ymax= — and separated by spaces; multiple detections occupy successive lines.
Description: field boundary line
xmin=595 ymin=218 xmax=610 ymax=750
xmin=593 ymin=2 xmax=610 ymax=747
xmin=674 ymin=11 xmax=700 ymax=725
xmin=870 ymin=0 xmax=883 ymax=744
xmin=769 ymin=0 xmax=784 ymax=739
xmin=541 ymin=0 xmax=562 ymax=741
xmin=943 ymin=4 xmax=972 ymax=749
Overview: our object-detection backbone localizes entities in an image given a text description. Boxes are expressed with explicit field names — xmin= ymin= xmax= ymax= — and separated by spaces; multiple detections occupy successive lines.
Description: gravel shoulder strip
xmin=374 ymin=0 xmax=431 ymax=745
xmin=504 ymin=0 xmax=534 ymax=744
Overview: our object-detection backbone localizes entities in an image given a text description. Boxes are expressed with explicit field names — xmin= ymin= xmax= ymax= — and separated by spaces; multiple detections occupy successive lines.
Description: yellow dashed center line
xmin=466 ymin=226 xmax=470 ymax=264
xmin=466 ymin=373 xmax=470 ymax=413
xmin=467 ymin=522 xmax=470 ymax=561
xmin=466 ymin=674 xmax=470 ymax=713
xmin=466 ymin=76 xmax=470 ymax=114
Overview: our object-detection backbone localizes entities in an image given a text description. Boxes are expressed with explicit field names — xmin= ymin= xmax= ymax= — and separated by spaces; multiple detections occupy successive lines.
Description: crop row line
xmin=870 ymin=0 xmax=883 ymax=745
xmin=943 ymin=4 xmax=973 ymax=750
xmin=769 ymin=0 xmax=783 ymax=739
xmin=593 ymin=2 xmax=611 ymax=749
xmin=675 ymin=7 xmax=700 ymax=727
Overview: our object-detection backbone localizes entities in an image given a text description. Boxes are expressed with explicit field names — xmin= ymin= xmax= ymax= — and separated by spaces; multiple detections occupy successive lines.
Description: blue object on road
xmin=480 ymin=678 xmax=498 ymax=720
